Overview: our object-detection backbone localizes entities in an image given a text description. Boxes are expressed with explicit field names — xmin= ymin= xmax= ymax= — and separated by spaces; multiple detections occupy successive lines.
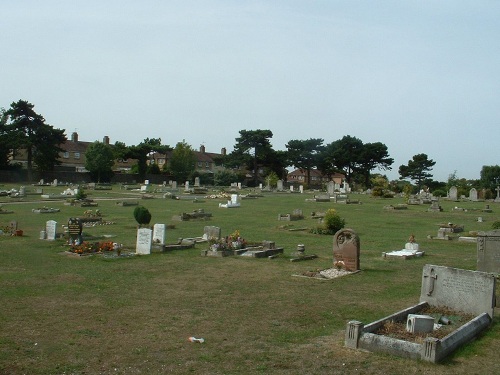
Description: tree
xmin=286 ymin=138 xmax=324 ymax=187
xmin=169 ymin=141 xmax=196 ymax=182
xmin=231 ymin=129 xmax=274 ymax=186
xmin=0 ymin=108 xmax=10 ymax=169
xmin=480 ymin=165 xmax=500 ymax=194
xmin=126 ymin=138 xmax=171 ymax=180
xmin=320 ymin=135 xmax=364 ymax=183
xmin=357 ymin=142 xmax=394 ymax=187
xmin=85 ymin=141 xmax=115 ymax=182
xmin=4 ymin=100 xmax=66 ymax=181
xmin=398 ymin=153 xmax=435 ymax=188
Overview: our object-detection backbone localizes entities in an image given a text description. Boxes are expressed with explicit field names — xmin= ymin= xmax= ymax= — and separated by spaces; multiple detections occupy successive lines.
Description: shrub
xmin=492 ymin=221 xmax=500 ymax=230
xmin=133 ymin=206 xmax=152 ymax=226
xmin=432 ymin=189 xmax=447 ymax=197
xmin=310 ymin=208 xmax=345 ymax=235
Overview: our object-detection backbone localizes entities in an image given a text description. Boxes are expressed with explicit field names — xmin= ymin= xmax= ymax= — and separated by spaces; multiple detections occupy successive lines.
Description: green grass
xmin=0 ymin=183 xmax=499 ymax=374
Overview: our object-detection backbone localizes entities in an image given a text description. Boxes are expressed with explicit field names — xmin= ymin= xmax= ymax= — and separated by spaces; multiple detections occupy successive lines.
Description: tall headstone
xmin=469 ymin=188 xmax=478 ymax=201
xmin=299 ymin=185 xmax=304 ymax=194
xmin=136 ymin=228 xmax=152 ymax=255
xmin=194 ymin=177 xmax=200 ymax=187
xmin=67 ymin=217 xmax=83 ymax=245
xmin=153 ymin=223 xmax=166 ymax=245
xmin=449 ymin=186 xmax=458 ymax=201
xmin=46 ymin=220 xmax=57 ymax=240
xmin=327 ymin=181 xmax=335 ymax=195
xmin=237 ymin=182 xmax=242 ymax=189
xmin=172 ymin=181 xmax=177 ymax=190
xmin=185 ymin=181 xmax=190 ymax=192
xmin=290 ymin=186 xmax=294 ymax=192
xmin=477 ymin=229 xmax=500 ymax=274
xmin=277 ymin=180 xmax=283 ymax=191
xmin=333 ymin=228 xmax=360 ymax=271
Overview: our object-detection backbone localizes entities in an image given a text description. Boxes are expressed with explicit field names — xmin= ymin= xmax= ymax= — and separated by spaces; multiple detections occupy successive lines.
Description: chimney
xmin=71 ymin=132 xmax=78 ymax=142
xmin=221 ymin=147 xmax=226 ymax=156
xmin=103 ymin=136 xmax=110 ymax=145
xmin=200 ymin=145 xmax=205 ymax=153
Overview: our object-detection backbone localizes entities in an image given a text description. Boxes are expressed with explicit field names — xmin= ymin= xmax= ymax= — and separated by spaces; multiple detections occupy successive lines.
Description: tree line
xmin=2 ymin=99 xmax=500 ymax=194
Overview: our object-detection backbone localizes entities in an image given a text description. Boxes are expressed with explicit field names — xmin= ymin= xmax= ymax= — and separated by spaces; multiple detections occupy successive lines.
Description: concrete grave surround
xmin=333 ymin=228 xmax=360 ymax=271
xmin=477 ymin=229 xmax=500 ymax=274
xmin=45 ymin=220 xmax=57 ymax=240
xmin=136 ymin=228 xmax=152 ymax=255
xmin=153 ymin=223 xmax=166 ymax=245
xmin=345 ymin=264 xmax=496 ymax=363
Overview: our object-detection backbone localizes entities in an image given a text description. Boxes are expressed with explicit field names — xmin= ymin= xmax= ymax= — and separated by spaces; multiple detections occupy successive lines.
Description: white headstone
xmin=259 ymin=183 xmax=263 ymax=189
xmin=172 ymin=181 xmax=177 ymax=190
xmin=144 ymin=180 xmax=150 ymax=185
xmin=277 ymin=180 xmax=283 ymax=191
xmin=46 ymin=220 xmax=57 ymax=240
xmin=136 ymin=228 xmax=152 ymax=255
xmin=237 ymin=182 xmax=242 ymax=189
xmin=469 ymin=188 xmax=478 ymax=201
xmin=194 ymin=177 xmax=200 ymax=187
xmin=140 ymin=185 xmax=147 ymax=192
xmin=231 ymin=194 xmax=239 ymax=205
xmin=290 ymin=186 xmax=294 ymax=192
xmin=449 ymin=186 xmax=458 ymax=201
xmin=153 ymin=223 xmax=166 ymax=245
xmin=185 ymin=181 xmax=190 ymax=192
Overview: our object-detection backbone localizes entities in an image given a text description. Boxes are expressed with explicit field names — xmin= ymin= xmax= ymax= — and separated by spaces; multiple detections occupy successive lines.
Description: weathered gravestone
xmin=477 ymin=229 xmax=500 ymax=274
xmin=136 ymin=228 xmax=152 ymax=255
xmin=194 ymin=177 xmax=200 ymax=187
xmin=202 ymin=225 xmax=221 ymax=241
xmin=333 ymin=228 xmax=360 ymax=271
xmin=276 ymin=180 xmax=283 ymax=191
xmin=327 ymin=181 xmax=335 ymax=195
xmin=469 ymin=188 xmax=478 ymax=201
xmin=46 ymin=220 xmax=57 ymax=240
xmin=448 ymin=186 xmax=458 ymax=201
xmin=345 ymin=264 xmax=496 ymax=363
xmin=171 ymin=181 xmax=177 ymax=190
xmin=67 ymin=217 xmax=83 ymax=245
xmin=153 ymin=223 xmax=166 ymax=245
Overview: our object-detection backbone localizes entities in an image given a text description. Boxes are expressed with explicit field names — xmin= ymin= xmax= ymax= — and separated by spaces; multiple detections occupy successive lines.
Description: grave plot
xmin=345 ymin=264 xmax=496 ymax=363
xmin=382 ymin=235 xmax=424 ymax=259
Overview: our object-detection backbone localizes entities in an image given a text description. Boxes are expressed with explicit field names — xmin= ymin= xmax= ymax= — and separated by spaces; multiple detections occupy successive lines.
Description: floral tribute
xmin=209 ymin=230 xmax=247 ymax=251
xmin=70 ymin=241 xmax=115 ymax=255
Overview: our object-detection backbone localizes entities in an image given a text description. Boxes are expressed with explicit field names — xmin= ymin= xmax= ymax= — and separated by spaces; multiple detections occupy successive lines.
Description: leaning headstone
xmin=333 ymin=228 xmax=360 ymax=271
xmin=67 ymin=217 xmax=83 ymax=245
xmin=136 ymin=228 xmax=152 ymax=255
xmin=469 ymin=188 xmax=478 ymax=202
xmin=477 ymin=229 xmax=500 ymax=274
xmin=46 ymin=220 xmax=57 ymax=240
xmin=448 ymin=186 xmax=458 ymax=201
xmin=153 ymin=223 xmax=166 ymax=245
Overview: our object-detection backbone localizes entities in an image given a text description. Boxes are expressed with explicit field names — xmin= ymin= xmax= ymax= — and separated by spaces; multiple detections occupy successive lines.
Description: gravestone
xmin=185 ymin=181 xmax=190 ymax=192
xmin=153 ymin=223 xmax=166 ymax=245
xmin=290 ymin=186 xmax=294 ymax=192
xmin=327 ymin=181 xmax=335 ymax=195
xmin=136 ymin=228 xmax=152 ymax=255
xmin=52 ymin=179 xmax=58 ymax=186
xmin=171 ymin=181 xmax=177 ymax=190
xmin=237 ymin=182 xmax=242 ymax=189
xmin=277 ymin=180 xmax=283 ymax=191
xmin=477 ymin=229 xmax=500 ymax=274
xmin=469 ymin=188 xmax=478 ymax=201
xmin=67 ymin=217 xmax=83 ymax=245
xmin=333 ymin=228 xmax=360 ymax=271
xmin=421 ymin=264 xmax=496 ymax=318
xmin=449 ymin=186 xmax=458 ymax=201
xmin=259 ymin=183 xmax=263 ymax=189
xmin=299 ymin=185 xmax=304 ymax=194
xmin=203 ymin=226 xmax=221 ymax=241
xmin=46 ymin=220 xmax=57 ymax=240
xmin=19 ymin=186 xmax=26 ymax=197
xmin=194 ymin=177 xmax=200 ymax=187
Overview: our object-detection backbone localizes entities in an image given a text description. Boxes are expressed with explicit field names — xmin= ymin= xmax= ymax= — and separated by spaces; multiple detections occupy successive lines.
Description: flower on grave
xmin=333 ymin=260 xmax=345 ymax=270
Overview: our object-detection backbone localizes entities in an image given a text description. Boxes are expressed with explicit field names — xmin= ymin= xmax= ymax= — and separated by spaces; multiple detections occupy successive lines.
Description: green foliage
xmin=170 ymin=141 xmax=196 ymax=182
xmin=213 ymin=170 xmax=237 ymax=186
xmin=398 ymin=153 xmax=436 ymax=187
xmin=133 ymin=206 xmax=152 ymax=226
xmin=265 ymin=171 xmax=279 ymax=188
xmin=480 ymin=165 xmax=500 ymax=190
xmin=310 ymin=208 xmax=345 ymax=235
xmin=492 ymin=221 xmax=500 ymax=230
xmin=147 ymin=163 xmax=161 ymax=174
xmin=286 ymin=138 xmax=324 ymax=186
xmin=75 ymin=188 xmax=87 ymax=200
xmin=85 ymin=141 xmax=115 ymax=183
xmin=432 ymin=189 xmax=447 ymax=197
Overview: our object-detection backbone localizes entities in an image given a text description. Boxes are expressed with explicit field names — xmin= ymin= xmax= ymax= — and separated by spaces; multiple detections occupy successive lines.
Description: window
xmin=205 ymin=162 xmax=210 ymax=168
xmin=63 ymin=152 xmax=69 ymax=159
xmin=198 ymin=161 xmax=202 ymax=167
xmin=74 ymin=152 xmax=80 ymax=159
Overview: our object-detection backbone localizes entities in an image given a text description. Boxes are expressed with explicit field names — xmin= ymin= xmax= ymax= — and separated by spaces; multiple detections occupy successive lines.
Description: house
xmin=287 ymin=168 xmax=344 ymax=187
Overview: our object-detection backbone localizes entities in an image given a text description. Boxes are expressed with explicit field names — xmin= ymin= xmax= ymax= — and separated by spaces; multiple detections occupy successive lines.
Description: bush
xmin=133 ymin=206 xmax=152 ymax=226
xmin=492 ymin=221 xmax=500 ymax=230
xmin=310 ymin=208 xmax=345 ymax=235
xmin=432 ymin=189 xmax=447 ymax=197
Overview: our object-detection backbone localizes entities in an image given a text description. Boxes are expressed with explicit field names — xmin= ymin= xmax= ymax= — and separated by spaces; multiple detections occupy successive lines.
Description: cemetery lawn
xmin=0 ymin=184 xmax=499 ymax=374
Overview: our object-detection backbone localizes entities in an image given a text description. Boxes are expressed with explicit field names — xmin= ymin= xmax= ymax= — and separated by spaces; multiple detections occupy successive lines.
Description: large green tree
xmin=398 ymin=153 xmax=435 ymax=188
xmin=169 ymin=141 xmax=196 ymax=182
xmin=357 ymin=142 xmax=394 ymax=187
xmin=0 ymin=108 xmax=10 ymax=169
xmin=4 ymin=100 xmax=66 ymax=181
xmin=125 ymin=138 xmax=171 ymax=180
xmin=228 ymin=129 xmax=275 ymax=186
xmin=84 ymin=141 xmax=115 ymax=182
xmin=480 ymin=165 xmax=500 ymax=191
xmin=286 ymin=138 xmax=324 ymax=187
xmin=320 ymin=135 xmax=364 ymax=183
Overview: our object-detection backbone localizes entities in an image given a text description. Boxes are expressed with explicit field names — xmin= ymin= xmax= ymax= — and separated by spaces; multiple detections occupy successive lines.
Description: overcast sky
xmin=2 ymin=1 xmax=499 ymax=181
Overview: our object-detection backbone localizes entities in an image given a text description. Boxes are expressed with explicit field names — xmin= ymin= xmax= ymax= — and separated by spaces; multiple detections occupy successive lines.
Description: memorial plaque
xmin=420 ymin=264 xmax=496 ymax=318
xmin=68 ymin=217 xmax=83 ymax=245
xmin=333 ymin=228 xmax=360 ymax=271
